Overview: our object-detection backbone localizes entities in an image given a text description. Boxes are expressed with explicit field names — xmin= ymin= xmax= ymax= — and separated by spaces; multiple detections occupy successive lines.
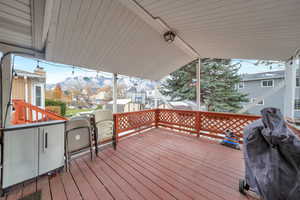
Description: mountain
xmin=46 ymin=75 xmax=156 ymax=92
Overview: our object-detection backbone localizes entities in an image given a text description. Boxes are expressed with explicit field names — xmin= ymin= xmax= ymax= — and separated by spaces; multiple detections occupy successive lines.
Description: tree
xmin=53 ymin=84 xmax=63 ymax=100
xmin=160 ymin=58 xmax=249 ymax=112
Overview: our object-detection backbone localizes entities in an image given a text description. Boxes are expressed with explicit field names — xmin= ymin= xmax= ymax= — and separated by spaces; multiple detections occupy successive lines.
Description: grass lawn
xmin=66 ymin=108 xmax=95 ymax=117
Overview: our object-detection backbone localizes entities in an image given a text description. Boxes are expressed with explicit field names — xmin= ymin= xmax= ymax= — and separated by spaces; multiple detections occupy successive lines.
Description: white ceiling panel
xmin=1 ymin=0 xmax=300 ymax=80
xmin=0 ymin=0 xmax=32 ymax=47
xmin=137 ymin=0 xmax=300 ymax=60
xmin=45 ymin=0 xmax=192 ymax=80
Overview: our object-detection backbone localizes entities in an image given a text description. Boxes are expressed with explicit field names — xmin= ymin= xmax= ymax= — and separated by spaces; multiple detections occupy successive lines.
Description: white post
xmin=154 ymin=81 xmax=159 ymax=109
xmin=196 ymin=58 xmax=201 ymax=110
xmin=1 ymin=54 xmax=12 ymax=127
xmin=24 ymin=76 xmax=28 ymax=102
xmin=284 ymin=56 xmax=298 ymax=122
xmin=112 ymin=73 xmax=118 ymax=113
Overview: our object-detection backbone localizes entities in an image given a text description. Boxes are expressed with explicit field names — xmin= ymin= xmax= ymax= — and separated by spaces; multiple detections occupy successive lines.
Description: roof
xmin=14 ymin=69 xmax=44 ymax=78
xmin=1 ymin=1 xmax=300 ymax=80
xmin=241 ymin=70 xmax=299 ymax=81
xmin=241 ymin=70 xmax=284 ymax=81
xmin=108 ymin=99 xmax=132 ymax=105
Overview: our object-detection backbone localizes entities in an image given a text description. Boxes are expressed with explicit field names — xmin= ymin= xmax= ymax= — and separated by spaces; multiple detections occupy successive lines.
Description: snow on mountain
xmin=46 ymin=75 xmax=156 ymax=92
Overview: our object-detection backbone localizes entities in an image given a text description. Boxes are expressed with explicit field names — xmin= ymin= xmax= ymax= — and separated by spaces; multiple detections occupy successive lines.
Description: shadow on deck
xmin=3 ymin=128 xmax=257 ymax=200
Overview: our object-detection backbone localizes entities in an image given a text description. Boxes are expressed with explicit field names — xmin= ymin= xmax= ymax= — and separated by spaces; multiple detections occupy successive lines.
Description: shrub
xmin=96 ymin=105 xmax=102 ymax=110
xmin=45 ymin=99 xmax=66 ymax=116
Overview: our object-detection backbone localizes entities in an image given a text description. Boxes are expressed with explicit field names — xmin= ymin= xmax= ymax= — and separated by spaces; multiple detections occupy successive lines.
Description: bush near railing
xmin=45 ymin=99 xmax=66 ymax=116
xmin=114 ymin=109 xmax=260 ymax=143
xmin=46 ymin=106 xmax=61 ymax=115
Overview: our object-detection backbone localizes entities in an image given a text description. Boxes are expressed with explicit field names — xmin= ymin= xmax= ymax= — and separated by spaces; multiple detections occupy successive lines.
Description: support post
xmin=154 ymin=83 xmax=159 ymax=109
xmin=113 ymin=114 xmax=118 ymax=150
xmin=1 ymin=54 xmax=12 ymax=127
xmin=155 ymin=109 xmax=159 ymax=128
xmin=284 ymin=55 xmax=298 ymax=122
xmin=112 ymin=73 xmax=118 ymax=113
xmin=196 ymin=58 xmax=201 ymax=110
xmin=195 ymin=112 xmax=201 ymax=137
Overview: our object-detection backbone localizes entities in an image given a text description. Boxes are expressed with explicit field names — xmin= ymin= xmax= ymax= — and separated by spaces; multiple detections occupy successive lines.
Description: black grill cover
xmin=243 ymin=107 xmax=300 ymax=200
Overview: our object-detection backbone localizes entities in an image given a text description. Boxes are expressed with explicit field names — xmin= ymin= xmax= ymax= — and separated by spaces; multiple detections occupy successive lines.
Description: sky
xmin=2 ymin=54 xmax=285 ymax=84
xmin=12 ymin=56 xmax=112 ymax=84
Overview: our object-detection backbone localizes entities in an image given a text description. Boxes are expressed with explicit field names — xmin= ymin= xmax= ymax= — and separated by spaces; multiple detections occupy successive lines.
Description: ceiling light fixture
xmin=163 ymin=31 xmax=176 ymax=43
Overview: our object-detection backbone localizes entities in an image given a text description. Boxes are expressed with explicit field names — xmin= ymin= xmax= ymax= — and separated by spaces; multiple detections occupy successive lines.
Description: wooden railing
xmin=114 ymin=109 xmax=157 ymax=139
xmin=12 ymin=99 xmax=67 ymax=125
xmin=114 ymin=109 xmax=260 ymax=143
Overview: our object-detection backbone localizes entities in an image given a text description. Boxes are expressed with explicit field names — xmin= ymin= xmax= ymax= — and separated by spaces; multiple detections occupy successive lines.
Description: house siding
xmin=240 ymin=77 xmax=300 ymax=118
xmin=12 ymin=77 xmax=25 ymax=100
xmin=12 ymin=77 xmax=33 ymax=104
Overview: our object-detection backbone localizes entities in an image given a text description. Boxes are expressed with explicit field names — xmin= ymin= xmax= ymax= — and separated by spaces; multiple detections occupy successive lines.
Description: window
xmin=295 ymin=99 xmax=300 ymax=110
xmin=257 ymin=99 xmax=264 ymax=105
xmin=237 ymin=82 xmax=244 ymax=89
xmin=251 ymin=98 xmax=264 ymax=105
xmin=35 ymin=85 xmax=42 ymax=107
xmin=261 ymin=80 xmax=273 ymax=87
xmin=296 ymin=77 xmax=300 ymax=87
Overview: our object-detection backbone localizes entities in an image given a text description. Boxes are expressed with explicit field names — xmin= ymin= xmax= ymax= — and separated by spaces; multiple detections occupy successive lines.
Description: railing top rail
xmin=157 ymin=108 xmax=261 ymax=119
xmin=12 ymin=99 xmax=67 ymax=122
xmin=113 ymin=109 xmax=157 ymax=116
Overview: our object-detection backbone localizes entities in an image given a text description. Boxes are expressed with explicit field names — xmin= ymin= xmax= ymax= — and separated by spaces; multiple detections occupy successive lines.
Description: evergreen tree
xmin=160 ymin=58 xmax=249 ymax=112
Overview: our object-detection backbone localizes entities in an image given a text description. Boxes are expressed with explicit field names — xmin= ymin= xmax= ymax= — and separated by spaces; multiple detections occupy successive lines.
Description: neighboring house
xmin=238 ymin=70 xmax=300 ymax=118
xmin=12 ymin=67 xmax=46 ymax=108
xmin=90 ymin=87 xmax=112 ymax=104
xmin=104 ymin=99 xmax=144 ymax=112
xmin=158 ymin=101 xmax=197 ymax=110
xmin=126 ymin=86 xmax=147 ymax=104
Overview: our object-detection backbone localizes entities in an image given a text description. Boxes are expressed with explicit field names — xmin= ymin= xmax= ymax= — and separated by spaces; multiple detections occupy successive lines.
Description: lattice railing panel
xmin=114 ymin=109 xmax=156 ymax=133
xmin=199 ymin=112 xmax=260 ymax=138
xmin=158 ymin=109 xmax=197 ymax=129
xmin=114 ymin=109 xmax=260 ymax=143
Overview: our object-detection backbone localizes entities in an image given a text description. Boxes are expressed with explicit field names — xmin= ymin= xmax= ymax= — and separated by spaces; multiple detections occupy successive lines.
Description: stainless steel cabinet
xmin=38 ymin=124 xmax=64 ymax=175
xmin=3 ymin=128 xmax=38 ymax=188
xmin=2 ymin=121 xmax=65 ymax=189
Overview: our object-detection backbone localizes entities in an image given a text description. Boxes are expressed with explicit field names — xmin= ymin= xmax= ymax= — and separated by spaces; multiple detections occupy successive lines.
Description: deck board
xmin=75 ymin=158 xmax=113 ymax=200
xmin=69 ymin=160 xmax=98 ymax=200
xmin=4 ymin=128 xmax=255 ymax=200
xmin=98 ymin=152 xmax=161 ymax=200
xmin=37 ymin=176 xmax=52 ymax=200
xmin=102 ymin=150 xmax=177 ymax=200
xmin=82 ymin=156 xmax=130 ymax=200
xmin=60 ymin=167 xmax=82 ymax=200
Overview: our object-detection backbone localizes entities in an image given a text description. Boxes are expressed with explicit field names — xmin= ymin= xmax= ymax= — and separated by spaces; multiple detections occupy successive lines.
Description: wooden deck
xmin=2 ymin=128 xmax=257 ymax=200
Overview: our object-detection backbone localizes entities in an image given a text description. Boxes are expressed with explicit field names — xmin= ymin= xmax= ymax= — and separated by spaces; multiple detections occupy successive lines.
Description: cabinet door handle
xmin=44 ymin=132 xmax=48 ymax=150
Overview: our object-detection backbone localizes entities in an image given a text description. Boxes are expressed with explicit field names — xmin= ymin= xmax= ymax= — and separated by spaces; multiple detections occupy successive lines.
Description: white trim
xmin=112 ymin=73 xmax=118 ymax=113
xmin=196 ymin=58 xmax=201 ymax=110
xmin=237 ymin=81 xmax=244 ymax=89
xmin=261 ymin=79 xmax=274 ymax=88
xmin=24 ymin=76 xmax=28 ymax=103
xmin=31 ymin=83 xmax=45 ymax=108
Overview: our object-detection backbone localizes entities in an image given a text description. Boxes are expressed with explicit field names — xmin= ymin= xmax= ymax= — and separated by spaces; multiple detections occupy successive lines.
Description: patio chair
xmin=65 ymin=117 xmax=93 ymax=171
xmin=93 ymin=109 xmax=115 ymax=155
